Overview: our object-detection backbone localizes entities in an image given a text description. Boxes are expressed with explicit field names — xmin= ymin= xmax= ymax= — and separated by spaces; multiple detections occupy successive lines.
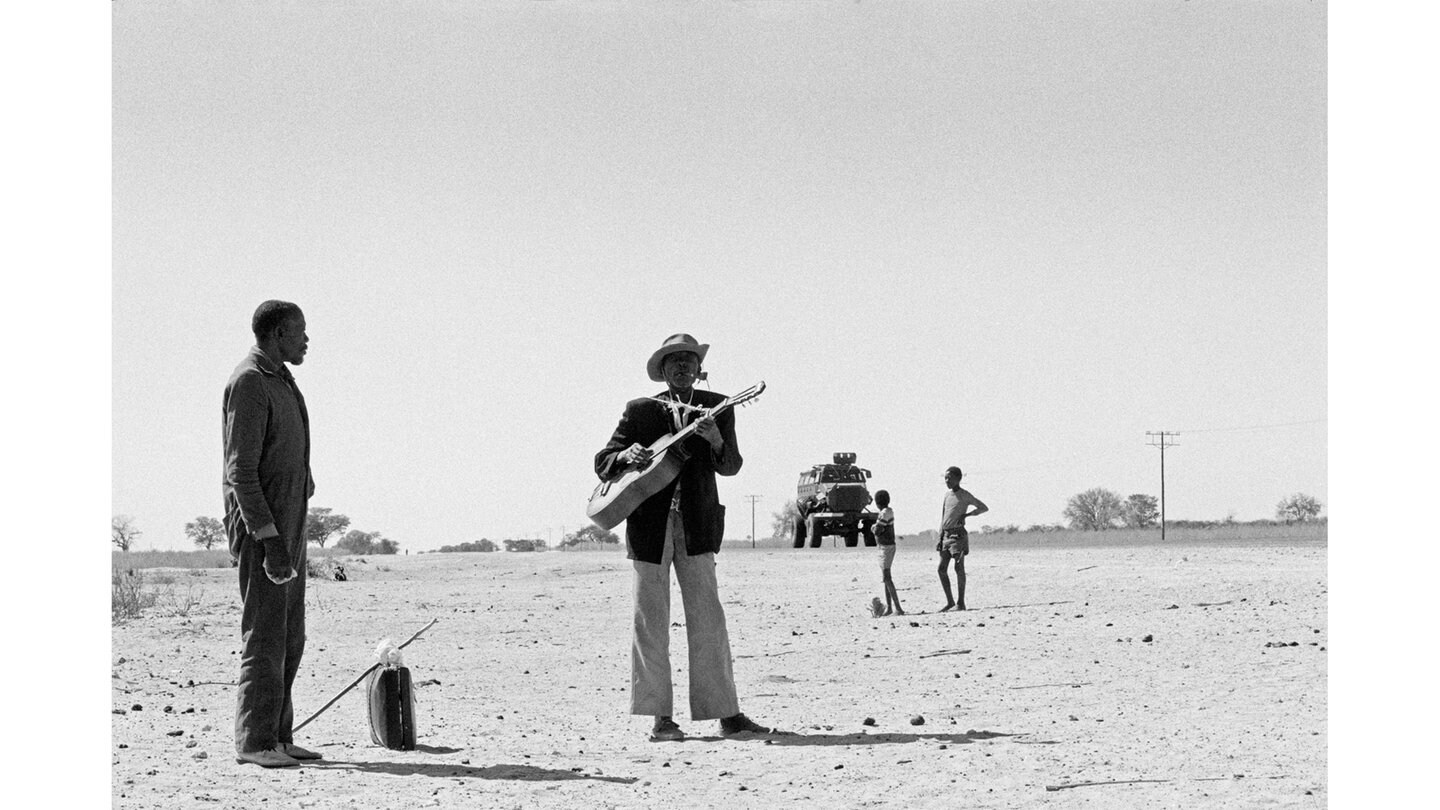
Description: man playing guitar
xmin=594 ymin=333 xmax=778 ymax=742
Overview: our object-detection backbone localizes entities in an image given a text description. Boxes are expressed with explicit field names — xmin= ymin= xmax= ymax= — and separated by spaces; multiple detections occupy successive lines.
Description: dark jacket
xmin=222 ymin=348 xmax=314 ymax=563
xmin=595 ymin=389 xmax=743 ymax=563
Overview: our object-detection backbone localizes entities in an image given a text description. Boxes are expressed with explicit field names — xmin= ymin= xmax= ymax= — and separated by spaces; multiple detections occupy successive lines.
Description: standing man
xmin=595 ymin=333 xmax=778 ymax=742
xmin=937 ymin=466 xmax=988 ymax=612
xmin=223 ymin=300 xmax=321 ymax=767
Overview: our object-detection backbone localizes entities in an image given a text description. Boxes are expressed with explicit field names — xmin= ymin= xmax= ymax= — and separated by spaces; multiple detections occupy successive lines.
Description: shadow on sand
xmin=309 ymin=754 xmax=638 ymax=784
xmin=685 ymin=728 xmax=1023 ymax=747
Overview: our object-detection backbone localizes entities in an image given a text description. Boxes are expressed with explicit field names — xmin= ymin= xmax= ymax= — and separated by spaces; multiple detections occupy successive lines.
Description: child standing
xmin=874 ymin=490 xmax=903 ymax=616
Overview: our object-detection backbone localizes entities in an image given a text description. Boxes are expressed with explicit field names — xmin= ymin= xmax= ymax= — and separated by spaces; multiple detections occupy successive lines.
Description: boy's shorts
xmin=879 ymin=543 xmax=897 ymax=569
xmin=941 ymin=529 xmax=969 ymax=556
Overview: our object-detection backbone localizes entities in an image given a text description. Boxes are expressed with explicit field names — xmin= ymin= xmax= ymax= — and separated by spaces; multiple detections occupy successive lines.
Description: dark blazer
xmin=222 ymin=347 xmax=314 ymax=562
xmin=595 ymin=389 xmax=743 ymax=563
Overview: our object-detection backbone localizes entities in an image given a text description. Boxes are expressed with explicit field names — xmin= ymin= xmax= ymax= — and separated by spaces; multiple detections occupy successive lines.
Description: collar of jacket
xmin=247 ymin=346 xmax=293 ymax=380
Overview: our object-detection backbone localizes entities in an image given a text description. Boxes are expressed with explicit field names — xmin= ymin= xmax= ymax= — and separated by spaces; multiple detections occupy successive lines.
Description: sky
xmin=109 ymin=1 xmax=1328 ymax=552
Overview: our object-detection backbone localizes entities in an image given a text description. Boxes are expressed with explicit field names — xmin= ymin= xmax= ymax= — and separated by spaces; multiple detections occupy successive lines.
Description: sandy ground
xmin=112 ymin=536 xmax=1326 ymax=809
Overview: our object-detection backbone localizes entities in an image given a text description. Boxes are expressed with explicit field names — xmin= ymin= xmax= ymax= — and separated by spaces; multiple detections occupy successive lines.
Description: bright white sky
xmin=110 ymin=1 xmax=1327 ymax=551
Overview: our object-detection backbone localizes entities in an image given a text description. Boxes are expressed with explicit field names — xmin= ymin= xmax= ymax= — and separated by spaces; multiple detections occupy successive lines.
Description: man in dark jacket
xmin=223 ymin=300 xmax=320 ymax=768
xmin=595 ymin=333 xmax=777 ymax=742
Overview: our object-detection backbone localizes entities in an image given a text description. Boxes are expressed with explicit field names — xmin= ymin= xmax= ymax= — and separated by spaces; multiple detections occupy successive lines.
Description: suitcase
xmin=366 ymin=666 xmax=417 ymax=750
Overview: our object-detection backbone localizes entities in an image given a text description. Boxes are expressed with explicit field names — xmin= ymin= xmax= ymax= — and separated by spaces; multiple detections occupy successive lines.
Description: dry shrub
xmin=306 ymin=557 xmax=348 ymax=581
xmin=112 ymin=566 xmax=157 ymax=623
xmin=112 ymin=566 xmax=206 ymax=622
xmin=158 ymin=583 xmax=203 ymax=617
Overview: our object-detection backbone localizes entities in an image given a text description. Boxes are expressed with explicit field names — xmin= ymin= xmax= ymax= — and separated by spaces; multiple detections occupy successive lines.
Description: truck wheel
xmin=861 ymin=527 xmax=877 ymax=547
xmin=807 ymin=516 xmax=824 ymax=548
xmin=842 ymin=531 xmax=859 ymax=548
xmin=792 ymin=518 xmax=807 ymax=548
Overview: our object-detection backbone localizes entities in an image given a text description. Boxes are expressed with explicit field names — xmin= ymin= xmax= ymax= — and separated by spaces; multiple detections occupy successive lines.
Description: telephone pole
xmin=744 ymin=495 xmax=762 ymax=549
xmin=1146 ymin=431 xmax=1179 ymax=541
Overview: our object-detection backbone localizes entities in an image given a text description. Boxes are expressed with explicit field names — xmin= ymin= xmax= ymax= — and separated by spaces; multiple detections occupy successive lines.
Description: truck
xmin=791 ymin=452 xmax=879 ymax=548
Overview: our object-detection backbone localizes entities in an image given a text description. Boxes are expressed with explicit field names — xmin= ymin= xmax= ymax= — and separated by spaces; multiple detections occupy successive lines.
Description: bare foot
xmin=881 ymin=606 xmax=892 ymax=616
xmin=895 ymin=608 xmax=906 ymax=615
xmin=939 ymin=603 xmax=956 ymax=612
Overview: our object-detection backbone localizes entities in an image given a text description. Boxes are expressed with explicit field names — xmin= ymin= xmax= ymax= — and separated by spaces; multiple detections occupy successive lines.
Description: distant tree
xmin=1120 ymin=494 xmax=1160 ymax=529
xmin=1276 ymin=493 xmax=1323 ymax=524
xmin=337 ymin=530 xmax=374 ymax=554
xmin=563 ymin=525 xmax=620 ymax=547
xmin=770 ymin=499 xmax=800 ymax=540
xmin=305 ymin=507 xmax=351 ymax=548
xmin=337 ymin=529 xmax=398 ymax=555
xmin=1063 ymin=488 xmax=1124 ymax=531
xmin=504 ymin=539 xmax=540 ymax=552
xmin=185 ymin=516 xmax=226 ymax=550
xmin=112 ymin=514 xmax=142 ymax=551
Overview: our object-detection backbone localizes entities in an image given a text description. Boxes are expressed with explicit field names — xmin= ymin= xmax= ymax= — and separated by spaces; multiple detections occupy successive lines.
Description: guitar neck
xmin=648 ymin=382 xmax=765 ymax=454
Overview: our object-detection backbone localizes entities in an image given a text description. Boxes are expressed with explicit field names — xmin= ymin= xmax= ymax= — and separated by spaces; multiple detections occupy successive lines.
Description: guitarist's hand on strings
xmin=621 ymin=443 xmax=654 ymax=470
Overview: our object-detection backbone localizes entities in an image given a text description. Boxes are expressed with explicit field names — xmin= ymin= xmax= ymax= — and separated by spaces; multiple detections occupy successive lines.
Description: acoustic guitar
xmin=586 ymin=381 xmax=766 ymax=530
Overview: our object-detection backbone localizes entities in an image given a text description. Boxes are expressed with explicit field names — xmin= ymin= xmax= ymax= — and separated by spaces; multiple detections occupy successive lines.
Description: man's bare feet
xmin=939 ymin=603 xmax=956 ymax=612
xmin=881 ymin=606 xmax=892 ymax=616
xmin=895 ymin=608 xmax=906 ymax=615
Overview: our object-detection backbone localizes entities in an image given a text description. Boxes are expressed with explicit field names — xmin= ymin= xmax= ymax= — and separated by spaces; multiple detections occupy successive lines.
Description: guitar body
xmin=587 ymin=442 xmax=689 ymax=530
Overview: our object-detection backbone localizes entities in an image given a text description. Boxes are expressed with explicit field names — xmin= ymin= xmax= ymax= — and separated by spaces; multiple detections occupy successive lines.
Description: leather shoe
xmin=720 ymin=712 xmax=774 ymax=737
xmin=282 ymin=743 xmax=323 ymax=760
xmin=235 ymin=746 xmax=299 ymax=768
xmin=649 ymin=716 xmax=685 ymax=742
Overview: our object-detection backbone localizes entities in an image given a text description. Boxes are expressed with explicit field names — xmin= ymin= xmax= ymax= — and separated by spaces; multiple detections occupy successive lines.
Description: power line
xmin=1176 ymin=418 xmax=1324 ymax=434
xmin=965 ymin=417 xmax=1322 ymax=479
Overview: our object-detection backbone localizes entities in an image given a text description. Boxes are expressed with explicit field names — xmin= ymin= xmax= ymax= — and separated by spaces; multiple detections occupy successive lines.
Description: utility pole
xmin=743 ymin=495 xmax=762 ymax=549
xmin=1146 ymin=431 xmax=1179 ymax=541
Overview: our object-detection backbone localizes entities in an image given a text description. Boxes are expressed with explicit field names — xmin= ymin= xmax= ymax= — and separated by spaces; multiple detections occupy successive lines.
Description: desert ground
xmin=112 ymin=531 xmax=1326 ymax=809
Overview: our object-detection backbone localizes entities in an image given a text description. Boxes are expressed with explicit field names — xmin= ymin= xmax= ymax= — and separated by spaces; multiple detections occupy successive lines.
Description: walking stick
xmin=293 ymin=617 xmax=439 ymax=733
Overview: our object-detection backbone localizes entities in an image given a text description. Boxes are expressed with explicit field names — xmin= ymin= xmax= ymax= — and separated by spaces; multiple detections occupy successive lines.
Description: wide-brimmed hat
xmin=646 ymin=333 xmax=710 ymax=382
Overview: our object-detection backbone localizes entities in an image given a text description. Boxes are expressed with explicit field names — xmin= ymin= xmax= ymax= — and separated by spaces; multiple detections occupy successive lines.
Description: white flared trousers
xmin=630 ymin=509 xmax=739 ymax=720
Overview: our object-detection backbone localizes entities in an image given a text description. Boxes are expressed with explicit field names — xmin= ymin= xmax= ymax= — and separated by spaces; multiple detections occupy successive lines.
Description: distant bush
xmin=437 ymin=539 xmax=498 ymax=553
xmin=562 ymin=526 xmax=620 ymax=546
xmin=111 ymin=549 xmax=235 ymax=570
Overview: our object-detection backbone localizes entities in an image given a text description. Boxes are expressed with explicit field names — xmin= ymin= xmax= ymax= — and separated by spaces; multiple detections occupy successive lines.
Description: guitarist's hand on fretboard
xmin=693 ymin=416 xmax=723 ymax=450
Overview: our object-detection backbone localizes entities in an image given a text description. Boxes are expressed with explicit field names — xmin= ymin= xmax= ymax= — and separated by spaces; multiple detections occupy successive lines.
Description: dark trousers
xmin=234 ymin=538 xmax=307 ymax=754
